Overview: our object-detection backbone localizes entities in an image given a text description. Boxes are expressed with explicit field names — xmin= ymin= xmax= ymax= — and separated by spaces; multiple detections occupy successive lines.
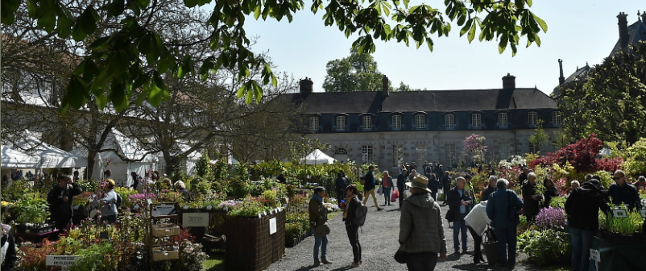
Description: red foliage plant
xmin=529 ymin=134 xmax=619 ymax=173
xmin=17 ymin=239 xmax=56 ymax=271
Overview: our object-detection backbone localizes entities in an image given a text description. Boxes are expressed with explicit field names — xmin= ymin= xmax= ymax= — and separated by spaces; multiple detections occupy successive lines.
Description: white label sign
xmin=589 ymin=249 xmax=600 ymax=262
xmin=182 ymin=212 xmax=209 ymax=227
xmin=269 ymin=217 xmax=277 ymax=235
xmin=612 ymin=209 xmax=628 ymax=218
xmin=46 ymin=255 xmax=81 ymax=266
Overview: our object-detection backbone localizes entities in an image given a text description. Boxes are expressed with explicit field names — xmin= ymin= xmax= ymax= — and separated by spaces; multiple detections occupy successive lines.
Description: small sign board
xmin=46 ymin=255 xmax=81 ymax=267
xmin=589 ymin=249 xmax=600 ymax=262
xmin=269 ymin=217 xmax=277 ymax=235
xmin=152 ymin=204 xmax=176 ymax=217
xmin=640 ymin=209 xmax=646 ymax=219
xmin=182 ymin=212 xmax=209 ymax=227
xmin=612 ymin=209 xmax=628 ymax=218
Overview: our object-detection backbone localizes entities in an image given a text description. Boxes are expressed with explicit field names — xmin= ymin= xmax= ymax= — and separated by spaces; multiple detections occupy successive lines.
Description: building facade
xmin=291 ymin=74 xmax=559 ymax=171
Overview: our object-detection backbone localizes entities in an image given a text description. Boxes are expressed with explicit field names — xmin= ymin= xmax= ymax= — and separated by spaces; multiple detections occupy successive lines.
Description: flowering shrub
xmin=530 ymin=134 xmax=611 ymax=174
xmin=534 ymin=207 xmax=567 ymax=230
xmin=178 ymin=239 xmax=209 ymax=271
xmin=463 ymin=134 xmax=487 ymax=163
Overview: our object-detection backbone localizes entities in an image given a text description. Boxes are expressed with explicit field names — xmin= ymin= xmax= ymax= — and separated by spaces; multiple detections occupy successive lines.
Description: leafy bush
xmin=599 ymin=206 xmax=643 ymax=235
xmin=549 ymin=196 xmax=566 ymax=209
xmin=534 ymin=207 xmax=567 ymax=230
xmin=12 ymin=193 xmax=49 ymax=224
xmin=624 ymin=138 xmax=646 ymax=176
xmin=529 ymin=134 xmax=611 ymax=174
xmin=522 ymin=229 xmax=571 ymax=266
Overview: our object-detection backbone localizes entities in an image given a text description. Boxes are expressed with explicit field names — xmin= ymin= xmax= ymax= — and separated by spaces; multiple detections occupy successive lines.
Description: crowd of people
xmin=319 ymin=163 xmax=645 ymax=270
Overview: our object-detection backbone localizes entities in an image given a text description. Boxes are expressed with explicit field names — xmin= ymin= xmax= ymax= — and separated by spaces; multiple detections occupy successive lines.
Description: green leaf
xmin=254 ymin=4 xmax=261 ymax=19
xmin=532 ymin=12 xmax=548 ymax=32
xmin=184 ymin=0 xmax=198 ymax=7
xmin=1 ymin=0 xmax=21 ymax=24
xmin=467 ymin=23 xmax=476 ymax=43
xmin=106 ymin=0 xmax=126 ymax=17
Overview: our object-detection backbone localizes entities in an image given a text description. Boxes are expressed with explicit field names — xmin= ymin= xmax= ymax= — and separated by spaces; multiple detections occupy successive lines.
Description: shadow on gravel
xmin=386 ymin=209 xmax=400 ymax=212
xmin=451 ymin=263 xmax=497 ymax=270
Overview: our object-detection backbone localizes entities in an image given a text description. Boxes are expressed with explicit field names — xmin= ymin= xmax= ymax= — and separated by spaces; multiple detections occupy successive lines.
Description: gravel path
xmin=266 ymin=191 xmax=549 ymax=271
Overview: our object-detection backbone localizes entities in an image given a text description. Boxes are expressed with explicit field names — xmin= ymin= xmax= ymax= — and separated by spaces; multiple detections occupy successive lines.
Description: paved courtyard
xmin=266 ymin=193 xmax=550 ymax=271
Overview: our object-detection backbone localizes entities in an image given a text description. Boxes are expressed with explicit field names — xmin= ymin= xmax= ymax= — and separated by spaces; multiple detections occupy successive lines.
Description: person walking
xmin=447 ymin=177 xmax=473 ymax=255
xmin=381 ymin=171 xmax=394 ymax=206
xmin=486 ymin=178 xmax=524 ymax=269
xmin=464 ymin=200 xmax=490 ymax=264
xmin=398 ymin=175 xmax=448 ymax=271
xmin=343 ymin=184 xmax=362 ymax=268
xmin=363 ymin=166 xmax=382 ymax=211
xmin=309 ymin=187 xmax=331 ymax=267
xmin=397 ymin=169 xmax=409 ymax=208
xmin=335 ymin=172 xmax=348 ymax=207
xmin=441 ymin=171 xmax=451 ymax=205
xmin=47 ymin=174 xmax=83 ymax=231
xmin=565 ymin=179 xmax=610 ymax=271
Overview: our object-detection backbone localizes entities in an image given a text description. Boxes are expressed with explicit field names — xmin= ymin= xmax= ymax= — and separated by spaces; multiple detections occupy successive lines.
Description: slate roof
xmin=290 ymin=88 xmax=556 ymax=114
xmin=610 ymin=20 xmax=646 ymax=56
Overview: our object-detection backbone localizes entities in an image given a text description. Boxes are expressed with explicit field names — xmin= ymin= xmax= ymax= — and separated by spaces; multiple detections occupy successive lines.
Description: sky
xmin=239 ymin=0 xmax=645 ymax=95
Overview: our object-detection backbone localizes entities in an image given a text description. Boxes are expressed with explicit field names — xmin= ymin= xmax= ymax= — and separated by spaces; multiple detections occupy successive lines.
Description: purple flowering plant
xmin=534 ymin=206 xmax=567 ymax=230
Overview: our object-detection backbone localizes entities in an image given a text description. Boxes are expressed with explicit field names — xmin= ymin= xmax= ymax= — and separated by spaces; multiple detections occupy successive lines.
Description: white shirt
xmin=464 ymin=201 xmax=492 ymax=236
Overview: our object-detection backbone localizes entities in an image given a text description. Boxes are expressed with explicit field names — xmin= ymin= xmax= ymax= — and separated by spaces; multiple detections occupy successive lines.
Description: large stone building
xmin=291 ymin=74 xmax=559 ymax=171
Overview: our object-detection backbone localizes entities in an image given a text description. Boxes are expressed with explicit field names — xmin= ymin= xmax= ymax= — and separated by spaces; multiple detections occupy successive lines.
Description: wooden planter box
xmin=225 ymin=210 xmax=285 ymax=271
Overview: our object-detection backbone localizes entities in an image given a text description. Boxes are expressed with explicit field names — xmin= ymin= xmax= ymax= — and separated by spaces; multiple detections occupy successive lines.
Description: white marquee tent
xmin=1 ymin=145 xmax=41 ymax=168
xmin=303 ymin=149 xmax=336 ymax=165
xmin=2 ymin=131 xmax=84 ymax=169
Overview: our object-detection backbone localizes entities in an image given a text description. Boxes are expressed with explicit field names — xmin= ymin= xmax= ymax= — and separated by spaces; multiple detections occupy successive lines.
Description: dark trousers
xmin=54 ymin=214 xmax=71 ymax=231
xmin=383 ymin=187 xmax=392 ymax=205
xmin=345 ymin=223 xmax=361 ymax=263
xmin=337 ymin=191 xmax=345 ymax=207
xmin=397 ymin=186 xmax=405 ymax=207
xmin=406 ymin=251 xmax=438 ymax=271
xmin=467 ymin=226 xmax=484 ymax=262
xmin=495 ymin=226 xmax=518 ymax=267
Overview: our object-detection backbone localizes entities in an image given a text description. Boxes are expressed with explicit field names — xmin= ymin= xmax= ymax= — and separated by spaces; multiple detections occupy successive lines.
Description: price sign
xmin=182 ymin=212 xmax=209 ymax=227
xmin=589 ymin=249 xmax=600 ymax=262
xmin=612 ymin=208 xmax=628 ymax=218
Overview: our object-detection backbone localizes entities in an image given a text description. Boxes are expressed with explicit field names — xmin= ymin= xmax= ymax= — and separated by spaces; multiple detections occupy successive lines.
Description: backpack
xmin=352 ymin=200 xmax=368 ymax=226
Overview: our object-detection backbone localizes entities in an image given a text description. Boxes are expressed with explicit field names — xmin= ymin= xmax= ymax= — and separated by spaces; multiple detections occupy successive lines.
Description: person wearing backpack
xmin=343 ymin=184 xmax=363 ymax=268
xmin=398 ymin=175 xmax=447 ymax=271
xmin=309 ymin=187 xmax=331 ymax=267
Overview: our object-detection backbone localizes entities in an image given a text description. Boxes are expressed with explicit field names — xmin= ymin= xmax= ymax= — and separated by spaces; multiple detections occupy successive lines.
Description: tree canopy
xmin=323 ymin=49 xmax=384 ymax=92
xmin=556 ymin=41 xmax=646 ymax=146
xmin=2 ymin=0 xmax=547 ymax=112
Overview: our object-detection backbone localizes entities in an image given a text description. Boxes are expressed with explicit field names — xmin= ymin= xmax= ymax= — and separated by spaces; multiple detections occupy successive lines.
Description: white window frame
xmin=310 ymin=116 xmax=319 ymax=131
xmin=392 ymin=145 xmax=403 ymax=167
xmin=415 ymin=114 xmax=426 ymax=129
xmin=362 ymin=145 xmax=373 ymax=163
xmin=472 ymin=113 xmax=481 ymax=128
xmin=336 ymin=115 xmax=346 ymax=131
xmin=362 ymin=115 xmax=373 ymax=130
xmin=552 ymin=111 xmax=561 ymax=125
xmin=529 ymin=142 xmax=540 ymax=154
xmin=392 ymin=114 xmax=402 ymax=130
xmin=446 ymin=143 xmax=456 ymax=166
xmin=498 ymin=112 xmax=508 ymax=127
xmin=528 ymin=111 xmax=538 ymax=126
xmin=445 ymin=114 xmax=455 ymax=128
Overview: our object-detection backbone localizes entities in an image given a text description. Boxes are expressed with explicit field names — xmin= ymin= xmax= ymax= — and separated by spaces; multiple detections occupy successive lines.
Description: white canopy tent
xmin=3 ymin=130 xmax=84 ymax=169
xmin=303 ymin=149 xmax=336 ymax=165
xmin=1 ymin=145 xmax=41 ymax=168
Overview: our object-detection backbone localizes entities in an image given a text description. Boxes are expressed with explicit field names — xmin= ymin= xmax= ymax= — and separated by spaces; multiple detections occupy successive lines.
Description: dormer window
xmin=528 ymin=111 xmax=538 ymax=126
xmin=362 ymin=115 xmax=373 ymax=130
xmin=310 ymin=116 xmax=319 ymax=132
xmin=392 ymin=114 xmax=402 ymax=130
xmin=472 ymin=113 xmax=482 ymax=128
xmin=445 ymin=114 xmax=455 ymax=128
xmin=415 ymin=113 xmax=426 ymax=129
xmin=335 ymin=115 xmax=346 ymax=131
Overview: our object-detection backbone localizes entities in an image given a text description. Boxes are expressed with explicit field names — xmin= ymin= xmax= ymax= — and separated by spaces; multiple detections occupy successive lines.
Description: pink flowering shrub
xmin=534 ymin=207 xmax=567 ymax=230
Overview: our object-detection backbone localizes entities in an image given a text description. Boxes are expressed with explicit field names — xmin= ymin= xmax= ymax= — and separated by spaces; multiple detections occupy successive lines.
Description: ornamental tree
xmin=463 ymin=134 xmax=487 ymax=164
xmin=2 ymin=0 xmax=547 ymax=112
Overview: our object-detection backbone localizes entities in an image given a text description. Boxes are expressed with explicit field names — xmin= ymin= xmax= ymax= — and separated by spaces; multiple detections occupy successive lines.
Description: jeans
xmin=398 ymin=186 xmax=405 ymax=207
xmin=383 ymin=187 xmax=392 ymax=205
xmin=467 ymin=226 xmax=483 ymax=262
xmin=406 ymin=251 xmax=438 ymax=271
xmin=363 ymin=189 xmax=380 ymax=209
xmin=570 ymin=227 xmax=594 ymax=271
xmin=495 ymin=226 xmax=518 ymax=267
xmin=453 ymin=215 xmax=468 ymax=251
xmin=313 ymin=233 xmax=328 ymax=262
xmin=346 ymin=223 xmax=361 ymax=263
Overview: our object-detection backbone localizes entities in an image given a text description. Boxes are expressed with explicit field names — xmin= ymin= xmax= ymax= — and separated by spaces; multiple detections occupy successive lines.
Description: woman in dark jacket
xmin=343 ymin=184 xmax=362 ymax=268
xmin=521 ymin=172 xmax=541 ymax=222
xmin=543 ymin=178 xmax=559 ymax=208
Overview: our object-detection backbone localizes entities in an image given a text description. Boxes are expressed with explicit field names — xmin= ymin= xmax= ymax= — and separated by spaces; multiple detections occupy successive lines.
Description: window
xmin=392 ymin=145 xmax=403 ymax=167
xmin=415 ymin=114 xmax=426 ymax=128
xmin=362 ymin=115 xmax=373 ymax=130
xmin=335 ymin=115 xmax=346 ymax=131
xmin=472 ymin=113 xmax=481 ymax=128
xmin=362 ymin=145 xmax=373 ymax=163
xmin=552 ymin=111 xmax=561 ymax=125
xmin=392 ymin=115 xmax=402 ymax=130
xmin=529 ymin=142 xmax=540 ymax=154
xmin=310 ymin=116 xmax=319 ymax=131
xmin=498 ymin=112 xmax=508 ymax=127
xmin=335 ymin=148 xmax=347 ymax=155
xmin=445 ymin=143 xmax=456 ymax=166
xmin=528 ymin=111 xmax=538 ymax=126
xmin=416 ymin=144 xmax=427 ymax=165
xmin=445 ymin=114 xmax=455 ymax=128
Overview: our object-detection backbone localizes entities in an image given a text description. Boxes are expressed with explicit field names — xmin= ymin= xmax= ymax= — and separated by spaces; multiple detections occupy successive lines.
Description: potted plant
xmin=12 ymin=194 xmax=50 ymax=233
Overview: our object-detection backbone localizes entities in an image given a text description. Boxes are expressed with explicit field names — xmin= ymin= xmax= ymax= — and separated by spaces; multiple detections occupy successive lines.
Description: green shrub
xmin=522 ymin=229 xmax=571 ymax=266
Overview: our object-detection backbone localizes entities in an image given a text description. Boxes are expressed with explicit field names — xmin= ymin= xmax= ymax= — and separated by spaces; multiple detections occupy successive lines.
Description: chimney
xmin=618 ymin=12 xmax=629 ymax=51
xmin=642 ymin=11 xmax=646 ymax=25
xmin=558 ymin=59 xmax=565 ymax=85
xmin=502 ymin=73 xmax=516 ymax=89
xmin=299 ymin=77 xmax=313 ymax=95
xmin=382 ymin=75 xmax=389 ymax=96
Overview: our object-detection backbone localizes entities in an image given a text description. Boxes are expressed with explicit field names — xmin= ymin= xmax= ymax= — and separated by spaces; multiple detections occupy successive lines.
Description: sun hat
xmin=406 ymin=175 xmax=432 ymax=193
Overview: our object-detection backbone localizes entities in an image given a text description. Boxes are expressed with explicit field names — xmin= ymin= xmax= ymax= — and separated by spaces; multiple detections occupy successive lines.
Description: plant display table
xmin=590 ymin=235 xmax=646 ymax=271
